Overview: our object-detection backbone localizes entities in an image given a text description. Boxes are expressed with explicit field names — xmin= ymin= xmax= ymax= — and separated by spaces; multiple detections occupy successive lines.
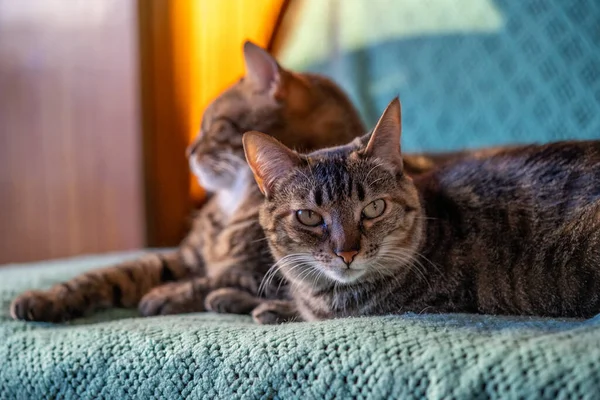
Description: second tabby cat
xmin=243 ymin=98 xmax=600 ymax=324
xmin=10 ymin=41 xmax=365 ymax=322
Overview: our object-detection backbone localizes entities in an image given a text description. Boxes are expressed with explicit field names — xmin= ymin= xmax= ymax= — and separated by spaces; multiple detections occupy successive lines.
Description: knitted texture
xmin=1 ymin=252 xmax=600 ymax=399
xmin=281 ymin=0 xmax=600 ymax=152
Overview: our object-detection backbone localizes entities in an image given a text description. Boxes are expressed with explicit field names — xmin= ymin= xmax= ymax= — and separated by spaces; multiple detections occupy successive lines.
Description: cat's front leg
xmin=10 ymin=251 xmax=190 ymax=322
xmin=138 ymin=277 xmax=211 ymax=316
xmin=204 ymin=288 xmax=262 ymax=314
xmin=140 ymin=269 xmax=264 ymax=316
xmin=251 ymin=300 xmax=300 ymax=325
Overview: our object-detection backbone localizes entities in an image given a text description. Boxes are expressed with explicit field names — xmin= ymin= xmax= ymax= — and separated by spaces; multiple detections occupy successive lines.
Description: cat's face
xmin=187 ymin=41 xmax=364 ymax=192
xmin=244 ymin=99 xmax=424 ymax=287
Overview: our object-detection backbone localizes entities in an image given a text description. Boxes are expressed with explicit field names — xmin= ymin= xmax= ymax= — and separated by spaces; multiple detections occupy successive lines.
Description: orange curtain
xmin=170 ymin=0 xmax=285 ymax=202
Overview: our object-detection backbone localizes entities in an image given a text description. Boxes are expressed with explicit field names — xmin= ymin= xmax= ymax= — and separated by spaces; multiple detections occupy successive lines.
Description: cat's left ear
xmin=363 ymin=97 xmax=403 ymax=172
xmin=243 ymin=131 xmax=301 ymax=197
xmin=243 ymin=41 xmax=282 ymax=97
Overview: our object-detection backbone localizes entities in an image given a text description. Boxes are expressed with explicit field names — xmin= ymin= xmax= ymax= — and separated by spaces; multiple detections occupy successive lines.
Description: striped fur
xmin=10 ymin=42 xmax=365 ymax=322
xmin=247 ymin=98 xmax=600 ymax=323
xmin=10 ymin=42 xmax=512 ymax=323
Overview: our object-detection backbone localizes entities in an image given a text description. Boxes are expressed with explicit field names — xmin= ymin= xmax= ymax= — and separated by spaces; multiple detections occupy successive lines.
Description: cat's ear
xmin=243 ymin=41 xmax=281 ymax=96
xmin=363 ymin=97 xmax=403 ymax=171
xmin=243 ymin=131 xmax=301 ymax=197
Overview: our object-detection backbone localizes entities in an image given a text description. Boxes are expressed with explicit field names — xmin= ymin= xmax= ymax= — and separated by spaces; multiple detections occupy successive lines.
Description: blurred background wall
xmin=0 ymin=0 xmax=144 ymax=263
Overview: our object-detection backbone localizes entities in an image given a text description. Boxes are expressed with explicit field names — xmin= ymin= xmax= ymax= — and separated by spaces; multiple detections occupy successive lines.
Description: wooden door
xmin=0 ymin=0 xmax=145 ymax=263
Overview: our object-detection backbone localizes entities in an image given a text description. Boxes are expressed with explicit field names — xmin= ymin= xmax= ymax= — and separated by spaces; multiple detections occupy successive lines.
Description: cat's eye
xmin=362 ymin=199 xmax=386 ymax=219
xmin=296 ymin=210 xmax=324 ymax=227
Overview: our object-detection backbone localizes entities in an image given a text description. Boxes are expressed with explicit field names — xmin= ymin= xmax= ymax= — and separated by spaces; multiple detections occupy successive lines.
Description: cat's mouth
xmin=323 ymin=266 xmax=367 ymax=284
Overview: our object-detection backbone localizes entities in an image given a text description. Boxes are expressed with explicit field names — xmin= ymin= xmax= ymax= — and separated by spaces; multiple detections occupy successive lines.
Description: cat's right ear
xmin=243 ymin=131 xmax=301 ymax=197
xmin=243 ymin=41 xmax=282 ymax=97
xmin=362 ymin=97 xmax=404 ymax=172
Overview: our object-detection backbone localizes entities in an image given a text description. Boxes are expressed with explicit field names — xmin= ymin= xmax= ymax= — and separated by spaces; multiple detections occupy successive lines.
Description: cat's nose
xmin=335 ymin=250 xmax=359 ymax=266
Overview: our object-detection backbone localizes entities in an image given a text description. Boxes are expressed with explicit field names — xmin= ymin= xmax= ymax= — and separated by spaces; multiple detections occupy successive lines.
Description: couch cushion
xmin=1 ymin=252 xmax=600 ymax=398
xmin=280 ymin=0 xmax=600 ymax=152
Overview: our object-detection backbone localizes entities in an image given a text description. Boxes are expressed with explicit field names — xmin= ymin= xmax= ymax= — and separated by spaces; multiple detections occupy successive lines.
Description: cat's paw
xmin=10 ymin=290 xmax=62 ymax=322
xmin=251 ymin=302 xmax=289 ymax=325
xmin=204 ymin=288 xmax=260 ymax=314
xmin=138 ymin=292 xmax=180 ymax=316
xmin=139 ymin=284 xmax=202 ymax=316
xmin=215 ymin=271 xmax=260 ymax=295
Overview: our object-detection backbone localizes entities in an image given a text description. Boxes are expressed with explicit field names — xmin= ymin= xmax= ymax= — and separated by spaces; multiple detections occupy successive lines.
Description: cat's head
xmin=243 ymin=98 xmax=423 ymax=287
xmin=187 ymin=41 xmax=364 ymax=192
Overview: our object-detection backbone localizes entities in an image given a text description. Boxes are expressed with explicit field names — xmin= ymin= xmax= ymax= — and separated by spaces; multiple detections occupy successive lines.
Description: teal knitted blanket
xmin=1 ymin=252 xmax=600 ymax=399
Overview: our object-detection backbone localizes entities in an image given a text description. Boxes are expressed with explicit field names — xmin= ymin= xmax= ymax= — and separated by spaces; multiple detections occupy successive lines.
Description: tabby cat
xmin=10 ymin=41 xmax=507 ymax=323
xmin=243 ymin=98 xmax=600 ymax=324
xmin=10 ymin=41 xmax=366 ymax=322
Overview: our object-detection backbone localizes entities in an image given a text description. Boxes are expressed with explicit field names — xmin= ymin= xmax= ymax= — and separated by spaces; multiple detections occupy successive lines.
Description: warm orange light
xmin=170 ymin=0 xmax=284 ymax=202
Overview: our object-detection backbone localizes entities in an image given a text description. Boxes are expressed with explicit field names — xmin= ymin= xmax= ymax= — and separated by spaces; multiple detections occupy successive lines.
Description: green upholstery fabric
xmin=280 ymin=0 xmax=600 ymax=152
xmin=1 ymin=252 xmax=600 ymax=399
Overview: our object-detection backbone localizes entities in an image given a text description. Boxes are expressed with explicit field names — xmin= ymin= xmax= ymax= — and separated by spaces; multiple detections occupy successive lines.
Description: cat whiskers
xmin=365 ymin=161 xmax=384 ymax=182
xmin=250 ymin=237 xmax=270 ymax=244
xmin=258 ymin=261 xmax=297 ymax=297
xmin=258 ymin=253 xmax=313 ymax=297
xmin=382 ymin=256 xmax=431 ymax=291
xmin=302 ymin=267 xmax=325 ymax=294
xmin=293 ymin=263 xmax=322 ymax=290
xmin=290 ymin=157 xmax=318 ymax=190
xmin=411 ymin=250 xmax=443 ymax=276
xmin=371 ymin=261 xmax=394 ymax=283
xmin=332 ymin=281 xmax=342 ymax=312
xmin=377 ymin=242 xmax=433 ymax=290
xmin=371 ymin=260 xmax=407 ymax=309
xmin=379 ymin=232 xmax=442 ymax=276
xmin=367 ymin=177 xmax=385 ymax=189
xmin=295 ymin=168 xmax=313 ymax=187
xmin=305 ymin=158 xmax=317 ymax=184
